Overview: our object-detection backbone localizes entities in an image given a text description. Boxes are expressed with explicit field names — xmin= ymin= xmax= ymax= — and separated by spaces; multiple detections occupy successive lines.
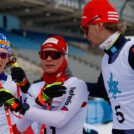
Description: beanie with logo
xmin=82 ymin=0 xmax=119 ymax=27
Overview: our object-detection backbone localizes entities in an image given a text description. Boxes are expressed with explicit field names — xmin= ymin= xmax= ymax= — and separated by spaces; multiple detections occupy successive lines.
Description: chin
xmin=46 ymin=70 xmax=56 ymax=74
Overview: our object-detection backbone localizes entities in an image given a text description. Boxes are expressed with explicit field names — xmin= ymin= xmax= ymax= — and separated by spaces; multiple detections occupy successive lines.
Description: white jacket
xmin=17 ymin=77 xmax=89 ymax=134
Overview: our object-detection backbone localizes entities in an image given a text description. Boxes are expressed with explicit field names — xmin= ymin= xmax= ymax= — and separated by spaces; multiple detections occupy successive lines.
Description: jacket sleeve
xmin=22 ymin=79 xmax=88 ymax=128
xmin=86 ymin=72 xmax=108 ymax=99
xmin=16 ymin=118 xmax=33 ymax=132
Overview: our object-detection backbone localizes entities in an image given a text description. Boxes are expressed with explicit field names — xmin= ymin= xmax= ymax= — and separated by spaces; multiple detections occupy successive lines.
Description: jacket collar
xmin=0 ymin=72 xmax=7 ymax=81
xmin=104 ymin=34 xmax=127 ymax=56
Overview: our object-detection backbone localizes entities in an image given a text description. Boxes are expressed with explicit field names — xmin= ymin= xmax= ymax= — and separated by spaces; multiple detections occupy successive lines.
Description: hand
xmin=0 ymin=88 xmax=22 ymax=112
xmin=36 ymin=81 xmax=66 ymax=106
xmin=11 ymin=67 xmax=26 ymax=82
xmin=11 ymin=67 xmax=30 ymax=93
xmin=42 ymin=82 xmax=66 ymax=100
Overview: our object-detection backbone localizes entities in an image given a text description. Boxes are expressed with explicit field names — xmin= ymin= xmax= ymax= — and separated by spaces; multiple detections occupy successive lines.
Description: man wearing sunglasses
xmin=0 ymin=33 xmax=34 ymax=134
xmin=0 ymin=33 xmax=20 ymax=134
xmin=13 ymin=35 xmax=89 ymax=134
xmin=81 ymin=0 xmax=134 ymax=134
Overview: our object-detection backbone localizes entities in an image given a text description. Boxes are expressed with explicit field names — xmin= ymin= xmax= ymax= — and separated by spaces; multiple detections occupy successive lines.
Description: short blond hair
xmin=103 ymin=23 xmax=126 ymax=34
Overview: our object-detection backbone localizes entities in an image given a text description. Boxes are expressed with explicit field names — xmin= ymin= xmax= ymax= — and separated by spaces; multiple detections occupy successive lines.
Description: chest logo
xmin=107 ymin=73 xmax=122 ymax=99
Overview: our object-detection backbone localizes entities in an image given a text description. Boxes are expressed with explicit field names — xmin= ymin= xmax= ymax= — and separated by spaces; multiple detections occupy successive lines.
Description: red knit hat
xmin=41 ymin=36 xmax=68 ymax=54
xmin=82 ymin=0 xmax=119 ymax=27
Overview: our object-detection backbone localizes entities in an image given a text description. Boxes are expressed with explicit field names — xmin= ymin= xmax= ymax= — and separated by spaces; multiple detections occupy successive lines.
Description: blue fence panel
xmin=86 ymin=99 xmax=113 ymax=124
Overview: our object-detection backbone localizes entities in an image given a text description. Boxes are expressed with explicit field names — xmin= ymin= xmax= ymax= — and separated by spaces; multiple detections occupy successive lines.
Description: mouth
xmin=46 ymin=64 xmax=54 ymax=67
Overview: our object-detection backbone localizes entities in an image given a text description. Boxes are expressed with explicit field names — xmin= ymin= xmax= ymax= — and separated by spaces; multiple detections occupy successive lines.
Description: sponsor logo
xmin=82 ymin=16 xmax=87 ymax=19
xmin=43 ymin=38 xmax=58 ymax=45
xmin=60 ymin=106 xmax=68 ymax=111
xmin=93 ymin=15 xmax=101 ymax=21
xmin=107 ymin=73 xmax=122 ymax=99
xmin=65 ymin=87 xmax=76 ymax=105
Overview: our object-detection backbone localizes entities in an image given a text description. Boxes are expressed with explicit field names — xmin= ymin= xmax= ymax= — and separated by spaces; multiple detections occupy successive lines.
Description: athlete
xmin=0 ymin=33 xmax=33 ymax=134
xmin=81 ymin=0 xmax=134 ymax=134
xmin=12 ymin=35 xmax=89 ymax=134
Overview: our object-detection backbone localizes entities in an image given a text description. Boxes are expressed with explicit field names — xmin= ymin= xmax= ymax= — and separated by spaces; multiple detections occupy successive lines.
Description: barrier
xmin=86 ymin=99 xmax=113 ymax=124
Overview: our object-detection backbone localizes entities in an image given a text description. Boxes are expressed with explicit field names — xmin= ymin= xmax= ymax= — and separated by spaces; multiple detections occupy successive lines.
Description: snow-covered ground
xmin=94 ymin=122 xmax=112 ymax=134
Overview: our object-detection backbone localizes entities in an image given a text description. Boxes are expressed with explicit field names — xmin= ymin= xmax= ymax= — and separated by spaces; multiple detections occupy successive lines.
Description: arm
xmin=86 ymin=72 xmax=108 ymax=98
xmin=128 ymin=45 xmax=134 ymax=70
xmin=11 ymin=67 xmax=30 ymax=93
xmin=22 ymin=79 xmax=88 ymax=128
xmin=16 ymin=91 xmax=36 ymax=132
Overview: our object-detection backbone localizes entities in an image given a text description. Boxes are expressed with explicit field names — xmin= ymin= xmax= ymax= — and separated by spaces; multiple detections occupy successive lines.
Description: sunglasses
xmin=0 ymin=52 xmax=9 ymax=59
xmin=39 ymin=50 xmax=64 ymax=60
xmin=81 ymin=15 xmax=102 ymax=35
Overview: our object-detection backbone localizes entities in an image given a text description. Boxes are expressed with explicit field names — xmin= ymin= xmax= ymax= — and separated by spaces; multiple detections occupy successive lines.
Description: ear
xmin=98 ymin=23 xmax=104 ymax=30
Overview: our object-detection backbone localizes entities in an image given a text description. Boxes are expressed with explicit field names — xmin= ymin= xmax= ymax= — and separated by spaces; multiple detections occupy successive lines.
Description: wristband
xmin=37 ymin=88 xmax=48 ymax=106
xmin=20 ymin=103 xmax=30 ymax=115
xmin=16 ymin=78 xmax=28 ymax=86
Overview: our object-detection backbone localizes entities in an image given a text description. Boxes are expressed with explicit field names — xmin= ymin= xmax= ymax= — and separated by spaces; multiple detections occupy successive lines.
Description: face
xmin=0 ymin=48 xmax=9 ymax=74
xmin=83 ymin=23 xmax=105 ymax=48
xmin=40 ymin=48 xmax=64 ymax=74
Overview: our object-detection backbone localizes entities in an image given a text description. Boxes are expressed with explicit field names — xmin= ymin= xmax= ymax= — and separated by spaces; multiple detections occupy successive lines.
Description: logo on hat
xmin=108 ymin=11 xmax=118 ymax=21
xmin=82 ymin=16 xmax=87 ymax=19
xmin=93 ymin=15 xmax=101 ymax=21
xmin=43 ymin=38 xmax=58 ymax=45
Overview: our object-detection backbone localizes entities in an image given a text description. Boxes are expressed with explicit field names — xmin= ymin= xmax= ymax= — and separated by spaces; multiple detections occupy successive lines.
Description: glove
xmin=11 ymin=67 xmax=30 ymax=93
xmin=36 ymin=81 xmax=66 ymax=106
xmin=0 ymin=88 xmax=22 ymax=112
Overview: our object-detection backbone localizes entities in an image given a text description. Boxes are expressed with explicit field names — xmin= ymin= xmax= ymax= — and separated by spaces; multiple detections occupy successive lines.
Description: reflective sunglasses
xmin=81 ymin=15 xmax=102 ymax=35
xmin=0 ymin=52 xmax=9 ymax=59
xmin=39 ymin=50 xmax=64 ymax=60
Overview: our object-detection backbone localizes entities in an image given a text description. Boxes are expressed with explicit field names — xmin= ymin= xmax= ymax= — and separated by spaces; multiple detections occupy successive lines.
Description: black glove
xmin=0 ymin=88 xmax=22 ymax=112
xmin=11 ymin=67 xmax=30 ymax=93
xmin=36 ymin=82 xmax=66 ymax=106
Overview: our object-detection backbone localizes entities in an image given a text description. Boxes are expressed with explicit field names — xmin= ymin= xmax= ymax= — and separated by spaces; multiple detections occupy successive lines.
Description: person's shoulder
xmin=29 ymin=78 xmax=45 ymax=92
xmin=28 ymin=80 xmax=45 ymax=98
xmin=124 ymin=40 xmax=134 ymax=50
xmin=31 ymin=80 xmax=45 ymax=88
xmin=66 ymin=77 xmax=86 ymax=87
xmin=68 ymin=76 xmax=85 ymax=82
xmin=3 ymin=74 xmax=17 ymax=93
xmin=32 ymin=78 xmax=43 ymax=84
xmin=31 ymin=78 xmax=45 ymax=87
xmin=66 ymin=77 xmax=88 ymax=95
xmin=5 ymin=74 xmax=16 ymax=85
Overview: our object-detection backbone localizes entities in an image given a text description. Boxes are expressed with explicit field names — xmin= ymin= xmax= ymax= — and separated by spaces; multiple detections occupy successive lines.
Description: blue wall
xmin=0 ymin=14 xmax=19 ymax=31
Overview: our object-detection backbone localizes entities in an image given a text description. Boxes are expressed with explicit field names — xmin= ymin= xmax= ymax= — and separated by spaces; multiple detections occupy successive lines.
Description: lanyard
xmin=0 ymin=83 xmax=13 ymax=134
xmin=5 ymin=105 xmax=14 ymax=134
xmin=11 ymin=57 xmax=20 ymax=98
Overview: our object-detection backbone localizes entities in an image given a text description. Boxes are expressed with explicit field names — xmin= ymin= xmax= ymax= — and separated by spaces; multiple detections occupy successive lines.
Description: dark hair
xmin=103 ymin=22 xmax=126 ymax=34
xmin=6 ymin=53 xmax=16 ymax=67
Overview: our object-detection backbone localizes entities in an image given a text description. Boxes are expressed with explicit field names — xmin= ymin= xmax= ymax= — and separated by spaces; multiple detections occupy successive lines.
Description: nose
xmin=46 ymin=55 xmax=52 ymax=60
xmin=83 ymin=33 xmax=88 ymax=39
